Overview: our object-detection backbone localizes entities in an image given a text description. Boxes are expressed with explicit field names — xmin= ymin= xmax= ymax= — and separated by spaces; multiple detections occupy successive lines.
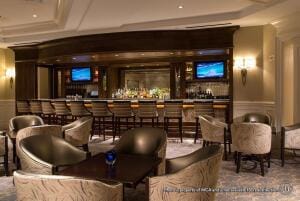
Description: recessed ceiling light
xmin=32 ymin=14 xmax=38 ymax=18
xmin=126 ymin=65 xmax=130 ymax=67
xmin=178 ymin=5 xmax=183 ymax=9
xmin=141 ymin=53 xmax=145 ymax=56
xmin=91 ymin=55 xmax=96 ymax=58
xmin=170 ymin=52 xmax=174 ymax=55
xmin=72 ymin=57 xmax=76 ymax=60
xmin=56 ymin=59 xmax=60 ymax=62
xmin=115 ymin=54 xmax=119 ymax=57
xmin=141 ymin=64 xmax=144 ymax=67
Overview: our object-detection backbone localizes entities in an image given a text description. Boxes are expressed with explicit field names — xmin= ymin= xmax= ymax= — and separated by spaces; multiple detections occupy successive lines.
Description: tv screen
xmin=71 ymin=67 xmax=91 ymax=82
xmin=195 ymin=61 xmax=225 ymax=79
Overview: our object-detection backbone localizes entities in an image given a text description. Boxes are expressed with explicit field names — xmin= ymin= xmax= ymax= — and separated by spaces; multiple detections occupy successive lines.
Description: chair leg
xmin=82 ymin=144 xmax=89 ymax=152
xmin=259 ymin=155 xmax=265 ymax=176
xmin=223 ymin=142 xmax=228 ymax=161
xmin=234 ymin=151 xmax=237 ymax=165
xmin=140 ymin=118 xmax=143 ymax=127
xmin=156 ymin=117 xmax=159 ymax=128
xmin=236 ymin=152 xmax=241 ymax=173
xmin=179 ymin=118 xmax=183 ymax=143
xmin=267 ymin=152 xmax=271 ymax=168
xmin=203 ymin=140 xmax=206 ymax=147
xmin=281 ymin=147 xmax=285 ymax=167
xmin=194 ymin=117 xmax=199 ymax=144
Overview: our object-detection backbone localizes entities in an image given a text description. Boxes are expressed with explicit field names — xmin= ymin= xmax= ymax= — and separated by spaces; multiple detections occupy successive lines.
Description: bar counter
xmin=40 ymin=98 xmax=229 ymax=123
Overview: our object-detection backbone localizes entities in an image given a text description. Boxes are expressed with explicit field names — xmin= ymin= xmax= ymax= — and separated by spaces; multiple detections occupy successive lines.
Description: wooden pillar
xmin=107 ymin=67 xmax=120 ymax=98
xmin=170 ymin=62 xmax=186 ymax=99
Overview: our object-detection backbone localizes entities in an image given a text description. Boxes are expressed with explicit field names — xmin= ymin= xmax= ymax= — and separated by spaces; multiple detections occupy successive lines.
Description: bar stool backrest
xmin=29 ymin=100 xmax=42 ymax=114
xmin=113 ymin=101 xmax=132 ymax=117
xmin=41 ymin=100 xmax=55 ymax=115
xmin=16 ymin=100 xmax=31 ymax=114
xmin=194 ymin=101 xmax=214 ymax=117
xmin=70 ymin=101 xmax=88 ymax=116
xmin=53 ymin=101 xmax=70 ymax=115
xmin=91 ymin=101 xmax=111 ymax=116
xmin=164 ymin=101 xmax=183 ymax=117
xmin=138 ymin=100 xmax=157 ymax=117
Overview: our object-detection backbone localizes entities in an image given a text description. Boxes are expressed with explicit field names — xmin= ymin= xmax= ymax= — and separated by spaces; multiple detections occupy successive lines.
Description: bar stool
xmin=53 ymin=101 xmax=71 ymax=125
xmin=69 ymin=101 xmax=92 ymax=120
xmin=112 ymin=101 xmax=135 ymax=141
xmin=91 ymin=101 xmax=114 ymax=140
xmin=138 ymin=100 xmax=159 ymax=127
xmin=194 ymin=101 xmax=214 ymax=143
xmin=16 ymin=100 xmax=31 ymax=115
xmin=163 ymin=100 xmax=183 ymax=143
xmin=29 ymin=100 xmax=43 ymax=117
xmin=41 ymin=100 xmax=56 ymax=124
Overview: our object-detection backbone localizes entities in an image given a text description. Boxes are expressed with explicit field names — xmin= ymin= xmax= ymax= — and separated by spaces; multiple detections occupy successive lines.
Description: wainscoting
xmin=0 ymin=100 xmax=15 ymax=130
xmin=233 ymin=101 xmax=277 ymax=131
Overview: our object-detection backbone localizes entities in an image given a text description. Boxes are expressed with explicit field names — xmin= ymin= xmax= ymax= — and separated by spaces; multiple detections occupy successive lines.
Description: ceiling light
xmin=32 ymin=14 xmax=38 ymax=18
xmin=141 ymin=53 xmax=145 ymax=56
xmin=115 ymin=54 xmax=119 ymax=57
xmin=141 ymin=64 xmax=144 ymax=67
xmin=56 ymin=59 xmax=60 ymax=62
xmin=178 ymin=5 xmax=183 ymax=9
xmin=72 ymin=57 xmax=76 ymax=60
xmin=170 ymin=52 xmax=174 ymax=55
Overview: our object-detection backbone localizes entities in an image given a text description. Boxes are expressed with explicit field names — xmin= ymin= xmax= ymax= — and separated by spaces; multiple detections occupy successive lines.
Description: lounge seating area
xmin=0 ymin=1 xmax=300 ymax=200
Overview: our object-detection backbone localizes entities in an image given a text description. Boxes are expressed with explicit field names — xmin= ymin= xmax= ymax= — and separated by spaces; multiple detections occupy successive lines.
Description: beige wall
xmin=233 ymin=26 xmax=264 ymax=101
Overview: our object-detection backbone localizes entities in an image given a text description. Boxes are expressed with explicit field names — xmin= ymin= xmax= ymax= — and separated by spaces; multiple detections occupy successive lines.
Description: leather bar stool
xmin=163 ymin=100 xmax=183 ymax=143
xmin=69 ymin=101 xmax=92 ymax=120
xmin=29 ymin=100 xmax=43 ymax=117
xmin=41 ymin=100 xmax=56 ymax=124
xmin=53 ymin=101 xmax=71 ymax=125
xmin=137 ymin=100 xmax=159 ymax=127
xmin=91 ymin=101 xmax=114 ymax=140
xmin=16 ymin=100 xmax=31 ymax=115
xmin=112 ymin=101 xmax=135 ymax=141
xmin=194 ymin=101 xmax=214 ymax=143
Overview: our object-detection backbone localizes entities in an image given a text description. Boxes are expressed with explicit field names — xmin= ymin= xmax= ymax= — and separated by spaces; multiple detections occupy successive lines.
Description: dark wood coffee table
xmin=59 ymin=153 xmax=161 ymax=188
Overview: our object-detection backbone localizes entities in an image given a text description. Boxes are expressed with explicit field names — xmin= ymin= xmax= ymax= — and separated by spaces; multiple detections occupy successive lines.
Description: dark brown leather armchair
xmin=114 ymin=128 xmax=167 ymax=175
xmin=19 ymin=134 xmax=89 ymax=175
xmin=243 ymin=113 xmax=272 ymax=125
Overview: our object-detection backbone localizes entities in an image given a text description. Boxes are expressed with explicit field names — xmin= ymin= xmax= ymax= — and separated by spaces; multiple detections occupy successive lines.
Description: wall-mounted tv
xmin=195 ymin=61 xmax=226 ymax=79
xmin=71 ymin=67 xmax=92 ymax=82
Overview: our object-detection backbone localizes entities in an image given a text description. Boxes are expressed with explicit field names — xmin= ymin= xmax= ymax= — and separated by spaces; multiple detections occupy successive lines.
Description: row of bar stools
xmin=163 ymin=100 xmax=183 ymax=143
xmin=69 ymin=101 xmax=92 ymax=120
xmin=16 ymin=100 xmax=31 ymax=115
xmin=29 ymin=100 xmax=43 ymax=117
xmin=194 ymin=101 xmax=214 ymax=143
xmin=138 ymin=100 xmax=159 ymax=127
xmin=113 ymin=101 xmax=135 ymax=141
xmin=91 ymin=101 xmax=114 ymax=140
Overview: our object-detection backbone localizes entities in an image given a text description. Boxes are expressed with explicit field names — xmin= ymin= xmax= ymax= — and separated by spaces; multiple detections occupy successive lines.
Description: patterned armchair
xmin=18 ymin=134 xmax=89 ymax=175
xmin=14 ymin=170 xmax=123 ymax=201
xmin=147 ymin=145 xmax=223 ymax=201
xmin=114 ymin=128 xmax=167 ymax=175
xmin=281 ymin=123 xmax=300 ymax=166
xmin=0 ymin=131 xmax=8 ymax=176
xmin=62 ymin=117 xmax=93 ymax=151
xmin=231 ymin=123 xmax=272 ymax=176
xmin=199 ymin=115 xmax=230 ymax=160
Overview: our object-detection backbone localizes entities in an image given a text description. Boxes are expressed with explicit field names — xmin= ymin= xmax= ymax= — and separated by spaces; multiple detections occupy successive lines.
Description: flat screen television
xmin=71 ymin=67 xmax=92 ymax=82
xmin=195 ymin=61 xmax=225 ymax=79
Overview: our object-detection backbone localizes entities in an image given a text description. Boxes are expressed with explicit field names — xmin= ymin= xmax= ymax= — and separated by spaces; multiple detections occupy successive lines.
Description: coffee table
xmin=59 ymin=153 xmax=161 ymax=188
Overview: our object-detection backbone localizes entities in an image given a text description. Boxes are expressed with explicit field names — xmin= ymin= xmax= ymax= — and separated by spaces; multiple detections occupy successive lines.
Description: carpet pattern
xmin=0 ymin=137 xmax=299 ymax=201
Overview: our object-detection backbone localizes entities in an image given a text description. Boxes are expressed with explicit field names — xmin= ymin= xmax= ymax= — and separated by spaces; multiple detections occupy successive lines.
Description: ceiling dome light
xmin=32 ymin=14 xmax=38 ymax=18
xmin=178 ymin=5 xmax=183 ymax=9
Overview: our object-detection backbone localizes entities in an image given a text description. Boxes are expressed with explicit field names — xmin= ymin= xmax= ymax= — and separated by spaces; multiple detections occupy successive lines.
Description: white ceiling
xmin=0 ymin=0 xmax=299 ymax=47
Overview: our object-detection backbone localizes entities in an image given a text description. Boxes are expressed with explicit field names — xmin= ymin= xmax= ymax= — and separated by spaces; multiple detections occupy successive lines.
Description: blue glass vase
xmin=105 ymin=150 xmax=117 ymax=166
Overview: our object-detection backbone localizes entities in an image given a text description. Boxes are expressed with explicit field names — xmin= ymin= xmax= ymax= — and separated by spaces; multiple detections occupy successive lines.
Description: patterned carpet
xmin=0 ymin=136 xmax=299 ymax=201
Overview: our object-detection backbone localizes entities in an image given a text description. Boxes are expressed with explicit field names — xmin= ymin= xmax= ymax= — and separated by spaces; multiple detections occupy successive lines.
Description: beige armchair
xmin=281 ymin=123 xmax=300 ymax=166
xmin=147 ymin=145 xmax=223 ymax=201
xmin=19 ymin=134 xmax=89 ymax=175
xmin=231 ymin=123 xmax=272 ymax=176
xmin=14 ymin=170 xmax=123 ymax=201
xmin=62 ymin=117 xmax=93 ymax=151
xmin=199 ymin=115 xmax=230 ymax=160
xmin=114 ymin=128 xmax=167 ymax=175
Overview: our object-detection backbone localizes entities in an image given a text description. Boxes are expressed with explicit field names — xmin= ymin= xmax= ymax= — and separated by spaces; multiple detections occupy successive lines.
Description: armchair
xmin=14 ymin=171 xmax=123 ymax=201
xmin=281 ymin=123 xmax=300 ymax=166
xmin=0 ymin=131 xmax=8 ymax=176
xmin=147 ymin=145 xmax=223 ymax=201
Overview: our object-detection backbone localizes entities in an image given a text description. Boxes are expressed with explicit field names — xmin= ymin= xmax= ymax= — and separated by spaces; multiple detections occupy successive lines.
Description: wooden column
xmin=107 ymin=67 xmax=120 ymax=98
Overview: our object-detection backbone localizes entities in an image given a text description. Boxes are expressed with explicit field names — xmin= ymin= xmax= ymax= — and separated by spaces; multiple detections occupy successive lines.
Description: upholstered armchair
xmin=62 ymin=117 xmax=93 ymax=151
xmin=18 ymin=134 xmax=89 ymax=175
xmin=14 ymin=171 xmax=123 ymax=201
xmin=231 ymin=123 xmax=272 ymax=176
xmin=147 ymin=145 xmax=223 ymax=201
xmin=199 ymin=115 xmax=230 ymax=160
xmin=114 ymin=128 xmax=167 ymax=175
xmin=0 ymin=131 xmax=8 ymax=176
xmin=281 ymin=123 xmax=300 ymax=166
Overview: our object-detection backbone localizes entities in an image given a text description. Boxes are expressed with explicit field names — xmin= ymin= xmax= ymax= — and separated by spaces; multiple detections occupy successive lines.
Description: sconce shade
xmin=5 ymin=69 xmax=15 ymax=89
xmin=234 ymin=57 xmax=256 ymax=86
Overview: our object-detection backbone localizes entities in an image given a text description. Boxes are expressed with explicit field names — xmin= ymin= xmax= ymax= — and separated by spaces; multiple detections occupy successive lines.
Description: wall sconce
xmin=5 ymin=69 xmax=15 ymax=89
xmin=234 ymin=57 xmax=256 ymax=85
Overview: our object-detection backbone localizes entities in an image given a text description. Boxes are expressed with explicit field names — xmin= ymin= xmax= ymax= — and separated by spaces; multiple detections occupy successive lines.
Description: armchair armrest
xmin=281 ymin=123 xmax=300 ymax=150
